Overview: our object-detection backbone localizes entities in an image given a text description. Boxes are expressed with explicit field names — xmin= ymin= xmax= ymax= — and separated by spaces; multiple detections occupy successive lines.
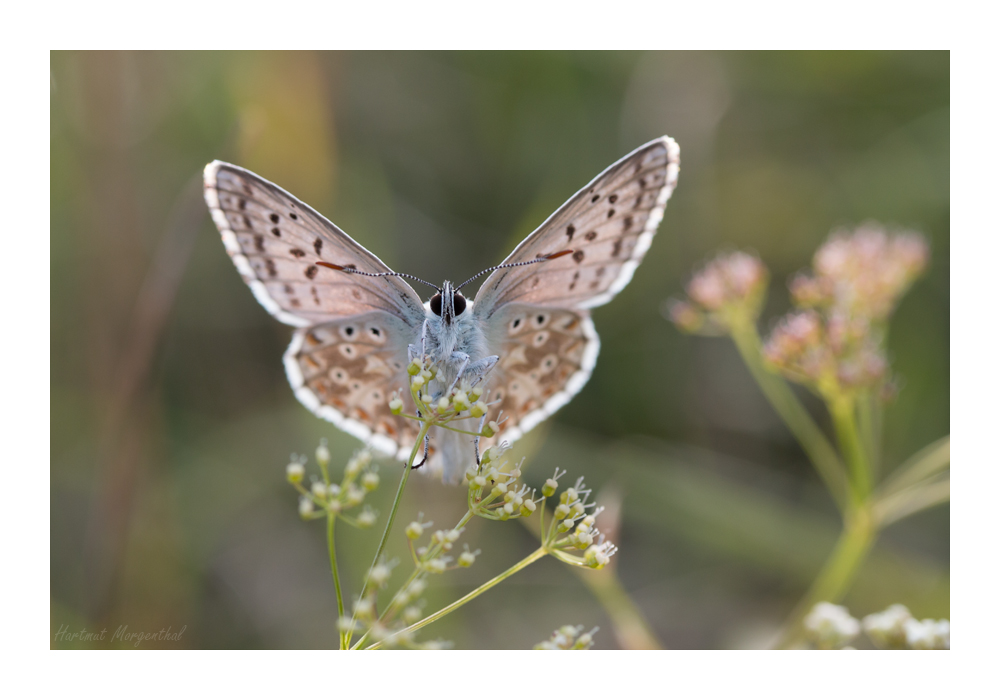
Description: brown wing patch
xmin=480 ymin=308 xmax=594 ymax=449
xmin=288 ymin=316 xmax=421 ymax=451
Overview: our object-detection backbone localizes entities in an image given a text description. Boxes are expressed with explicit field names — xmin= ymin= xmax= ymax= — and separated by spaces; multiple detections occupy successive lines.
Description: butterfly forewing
xmin=204 ymin=161 xmax=425 ymax=327
xmin=473 ymin=137 xmax=680 ymax=317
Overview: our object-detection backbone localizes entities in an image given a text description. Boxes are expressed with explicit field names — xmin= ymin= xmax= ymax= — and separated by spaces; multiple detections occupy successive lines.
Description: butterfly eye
xmin=453 ymin=294 xmax=467 ymax=316
xmin=430 ymin=293 xmax=443 ymax=316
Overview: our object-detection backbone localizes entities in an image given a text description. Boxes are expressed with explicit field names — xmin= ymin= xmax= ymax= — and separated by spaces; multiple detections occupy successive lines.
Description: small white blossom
xmin=862 ymin=604 xmax=912 ymax=649
xmin=286 ymin=462 xmax=305 ymax=483
xmin=298 ymin=497 xmax=314 ymax=517
xmin=904 ymin=618 xmax=949 ymax=650
xmin=804 ymin=602 xmax=860 ymax=649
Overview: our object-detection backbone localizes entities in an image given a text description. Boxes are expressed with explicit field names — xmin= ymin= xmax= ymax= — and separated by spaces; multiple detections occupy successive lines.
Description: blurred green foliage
xmin=51 ymin=51 xmax=948 ymax=649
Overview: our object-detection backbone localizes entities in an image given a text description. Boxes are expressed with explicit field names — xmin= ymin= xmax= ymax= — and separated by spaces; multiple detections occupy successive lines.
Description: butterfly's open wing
xmin=473 ymin=137 xmax=679 ymax=319
xmin=204 ymin=161 xmax=425 ymax=327
xmin=478 ymin=304 xmax=600 ymax=452
xmin=471 ymin=137 xmax=679 ymax=452
xmin=205 ymin=161 xmax=426 ymax=460
xmin=284 ymin=312 xmax=420 ymax=460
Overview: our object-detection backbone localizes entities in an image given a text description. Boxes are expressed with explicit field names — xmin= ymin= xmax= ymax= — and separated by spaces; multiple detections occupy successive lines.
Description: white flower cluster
xmin=286 ymin=444 xmax=380 ymax=528
xmin=534 ymin=624 xmax=599 ymax=650
xmin=806 ymin=602 xmax=950 ymax=650
xmin=803 ymin=602 xmax=860 ymax=649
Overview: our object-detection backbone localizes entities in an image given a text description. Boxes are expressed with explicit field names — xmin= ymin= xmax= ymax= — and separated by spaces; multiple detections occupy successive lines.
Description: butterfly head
xmin=429 ymin=281 xmax=467 ymax=326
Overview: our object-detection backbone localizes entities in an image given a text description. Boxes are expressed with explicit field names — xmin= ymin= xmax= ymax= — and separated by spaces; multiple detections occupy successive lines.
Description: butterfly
xmin=204 ymin=136 xmax=680 ymax=482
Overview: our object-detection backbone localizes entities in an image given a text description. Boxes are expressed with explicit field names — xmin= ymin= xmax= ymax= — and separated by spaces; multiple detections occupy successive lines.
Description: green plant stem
xmin=365 ymin=547 xmax=548 ymax=650
xmin=857 ymin=391 xmax=881 ymax=480
xmin=327 ymin=513 xmax=347 ymax=649
xmin=878 ymin=435 xmax=950 ymax=498
xmin=774 ymin=504 xmax=876 ymax=649
xmin=729 ymin=320 xmax=849 ymax=509
xmin=345 ymin=421 xmax=430 ymax=648
xmin=350 ymin=509 xmax=477 ymax=650
xmin=829 ymin=395 xmax=871 ymax=506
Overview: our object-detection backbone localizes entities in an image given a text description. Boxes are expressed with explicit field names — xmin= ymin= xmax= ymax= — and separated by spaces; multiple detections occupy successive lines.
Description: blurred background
xmin=50 ymin=51 xmax=949 ymax=649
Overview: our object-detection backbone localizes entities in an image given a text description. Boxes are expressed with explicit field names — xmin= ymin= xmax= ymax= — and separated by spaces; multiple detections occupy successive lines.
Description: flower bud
xmin=469 ymin=384 xmax=483 ymax=400
xmin=361 ymin=472 xmax=380 ymax=491
xmin=541 ymin=478 xmax=558 ymax=498
xmin=426 ymin=558 xmax=447 ymax=574
xmin=520 ymin=499 xmax=536 ymax=517
xmin=554 ymin=503 xmax=570 ymax=519
xmin=407 ymin=359 xmax=422 ymax=376
xmin=389 ymin=397 xmax=404 ymax=415
xmin=411 ymin=374 xmax=425 ymax=390
xmin=437 ymin=396 xmax=450 ymax=412
xmin=315 ymin=442 xmax=330 ymax=467
xmin=311 ymin=481 xmax=328 ymax=498
xmin=298 ymin=497 xmax=314 ymax=517
xmin=452 ymin=390 xmax=470 ymax=412
xmin=357 ymin=507 xmax=377 ymax=528
xmin=405 ymin=521 xmax=424 ymax=539
xmin=470 ymin=400 xmax=487 ymax=418
xmin=286 ymin=462 xmax=305 ymax=483
xmin=403 ymin=606 xmax=422 ymax=624
xmin=458 ymin=551 xmax=476 ymax=567
xmin=370 ymin=563 xmax=391 ymax=587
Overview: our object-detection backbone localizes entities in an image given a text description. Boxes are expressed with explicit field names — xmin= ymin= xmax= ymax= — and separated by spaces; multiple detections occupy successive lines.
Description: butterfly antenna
xmin=455 ymin=250 xmax=574 ymax=292
xmin=315 ymin=262 xmax=440 ymax=292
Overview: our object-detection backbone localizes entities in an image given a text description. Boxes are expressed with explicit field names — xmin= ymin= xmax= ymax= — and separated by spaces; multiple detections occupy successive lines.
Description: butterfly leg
xmin=464 ymin=355 xmax=499 ymax=386
xmin=411 ymin=420 xmax=431 ymax=470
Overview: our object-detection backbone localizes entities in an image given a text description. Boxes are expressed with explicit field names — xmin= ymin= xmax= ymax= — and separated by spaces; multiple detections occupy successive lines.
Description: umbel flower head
xmin=534 ymin=624 xmax=599 ymax=650
xmin=667 ymin=251 xmax=769 ymax=334
xmin=764 ymin=223 xmax=928 ymax=399
xmin=791 ymin=222 xmax=929 ymax=321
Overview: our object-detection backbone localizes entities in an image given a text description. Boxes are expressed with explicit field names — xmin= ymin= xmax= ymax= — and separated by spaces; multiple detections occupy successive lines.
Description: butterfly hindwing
xmin=284 ymin=311 xmax=421 ymax=459
xmin=473 ymin=136 xmax=680 ymax=318
xmin=204 ymin=161 xmax=426 ymax=327
xmin=480 ymin=304 xmax=600 ymax=449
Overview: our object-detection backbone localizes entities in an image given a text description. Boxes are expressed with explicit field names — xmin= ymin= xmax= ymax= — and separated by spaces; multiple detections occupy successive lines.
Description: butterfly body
xmin=204 ymin=136 xmax=679 ymax=482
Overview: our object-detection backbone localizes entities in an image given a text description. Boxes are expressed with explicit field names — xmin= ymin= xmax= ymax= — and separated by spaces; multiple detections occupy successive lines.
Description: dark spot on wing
xmin=254 ymin=235 xmax=265 ymax=252
xmin=305 ymin=265 xmax=318 ymax=279
xmin=271 ymin=227 xmax=281 ymax=237
xmin=243 ymin=183 xmax=252 ymax=195
xmin=609 ymin=194 xmax=618 ymax=204
xmin=289 ymin=212 xmax=299 ymax=220
xmin=595 ymin=266 xmax=606 ymax=278
xmin=238 ymin=198 xmax=247 ymax=210
xmin=270 ymin=213 xmax=280 ymax=223
xmin=633 ymin=194 xmax=644 ymax=209
xmin=284 ymin=284 xmax=294 ymax=294
xmin=566 ymin=224 xmax=575 ymax=241
xmin=612 ymin=239 xmax=623 ymax=257
xmin=290 ymin=298 xmax=301 ymax=307
xmin=311 ymin=287 xmax=320 ymax=305
xmin=569 ymin=270 xmax=579 ymax=291
xmin=589 ymin=280 xmax=600 ymax=290
xmin=314 ymin=238 xmax=323 ymax=255
xmin=370 ymin=327 xmax=381 ymax=337
xmin=584 ymin=231 xmax=597 ymax=241
xmin=290 ymin=248 xmax=306 ymax=258
xmin=638 ymin=178 xmax=646 ymax=188
xmin=607 ymin=209 xmax=616 ymax=219
xmin=265 ymin=258 xmax=277 ymax=277
xmin=572 ymin=250 xmax=585 ymax=263
xmin=590 ymin=194 xmax=600 ymax=203
xmin=345 ymin=326 xmax=354 ymax=336
xmin=512 ymin=318 xmax=521 ymax=329
xmin=243 ymin=215 xmax=253 ymax=229
xmin=623 ymin=215 xmax=633 ymax=231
